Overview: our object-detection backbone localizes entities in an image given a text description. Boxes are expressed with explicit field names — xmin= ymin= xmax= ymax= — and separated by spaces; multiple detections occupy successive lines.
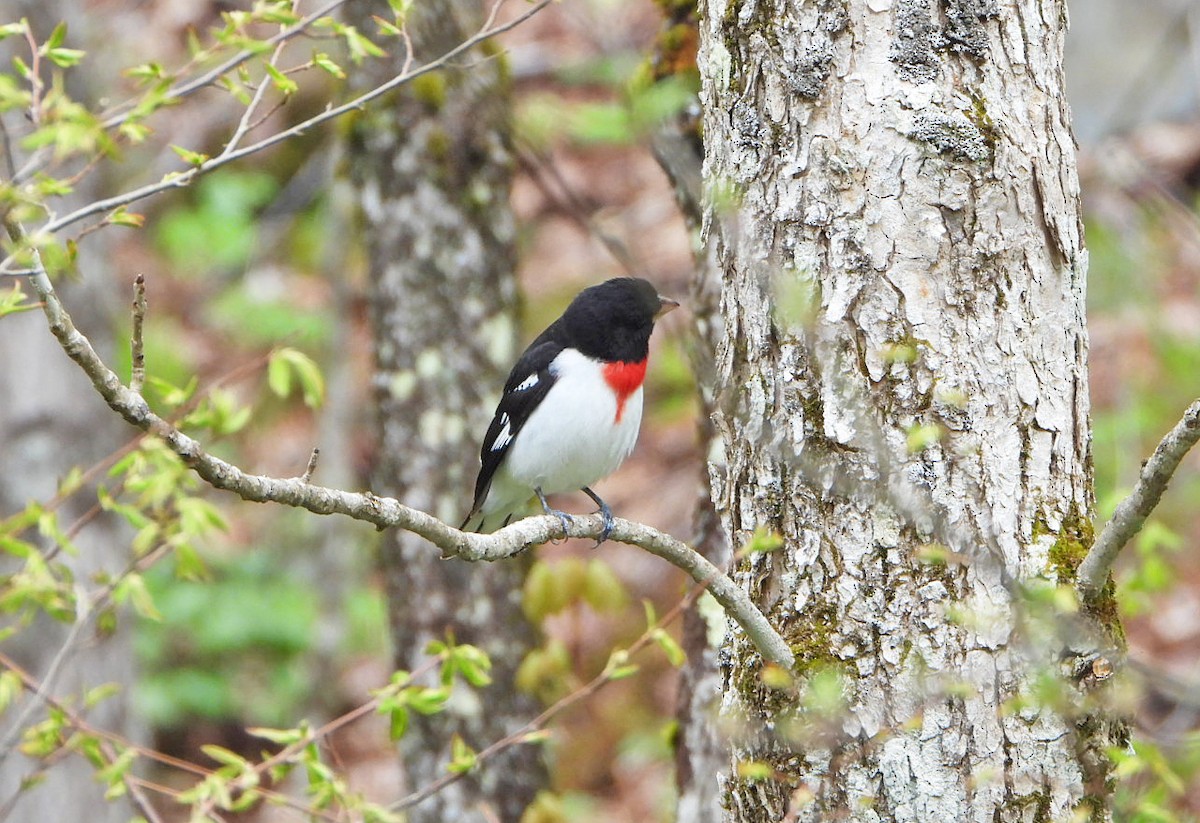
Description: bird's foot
xmin=582 ymin=487 xmax=614 ymax=548
xmin=535 ymin=487 xmax=573 ymax=541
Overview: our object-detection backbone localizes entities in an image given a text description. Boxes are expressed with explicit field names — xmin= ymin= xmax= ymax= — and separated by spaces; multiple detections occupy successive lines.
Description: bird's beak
xmin=656 ymin=296 xmax=680 ymax=319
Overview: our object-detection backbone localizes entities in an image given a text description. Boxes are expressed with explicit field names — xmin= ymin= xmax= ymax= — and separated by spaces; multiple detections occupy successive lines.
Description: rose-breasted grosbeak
xmin=461 ymin=277 xmax=679 ymax=542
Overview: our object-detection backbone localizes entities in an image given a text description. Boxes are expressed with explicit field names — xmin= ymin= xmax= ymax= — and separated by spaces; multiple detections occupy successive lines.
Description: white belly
xmin=488 ymin=349 xmax=643 ymax=511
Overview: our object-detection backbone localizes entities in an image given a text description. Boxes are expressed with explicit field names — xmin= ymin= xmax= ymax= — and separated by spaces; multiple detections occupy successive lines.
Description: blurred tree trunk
xmin=344 ymin=2 xmax=546 ymax=821
xmin=695 ymin=0 xmax=1123 ymax=820
xmin=0 ymin=2 xmax=139 ymax=820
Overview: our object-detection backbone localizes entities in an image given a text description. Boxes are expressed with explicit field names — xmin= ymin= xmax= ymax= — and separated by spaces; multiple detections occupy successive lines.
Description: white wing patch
xmin=490 ymin=412 xmax=514 ymax=452
xmin=514 ymin=373 xmax=538 ymax=392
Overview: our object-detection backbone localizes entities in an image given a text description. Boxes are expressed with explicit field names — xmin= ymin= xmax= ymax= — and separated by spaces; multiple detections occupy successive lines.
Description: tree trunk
xmin=344 ymin=2 xmax=546 ymax=820
xmin=696 ymin=0 xmax=1121 ymax=819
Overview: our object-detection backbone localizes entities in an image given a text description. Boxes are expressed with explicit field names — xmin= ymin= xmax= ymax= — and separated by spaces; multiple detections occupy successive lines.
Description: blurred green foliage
xmin=1086 ymin=201 xmax=1200 ymax=820
xmin=155 ymin=171 xmax=278 ymax=275
xmin=134 ymin=554 xmax=317 ymax=727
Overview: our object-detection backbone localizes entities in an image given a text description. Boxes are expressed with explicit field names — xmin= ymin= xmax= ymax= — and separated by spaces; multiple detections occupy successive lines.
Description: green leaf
xmin=247 ymin=726 xmax=306 ymax=745
xmin=125 ymin=62 xmax=165 ymax=82
xmin=95 ymin=746 xmax=136 ymax=794
xmin=46 ymin=48 xmax=85 ymax=68
xmin=256 ymin=1 xmax=301 ymax=24
xmin=446 ymin=734 xmax=476 ymax=774
xmin=406 ymin=685 xmax=450 ymax=715
xmin=452 ymin=644 xmax=492 ymax=687
xmin=0 ymin=283 xmax=37 ymax=319
xmin=312 ymin=51 xmax=345 ymax=79
xmin=642 ymin=599 xmax=657 ymax=627
xmin=388 ymin=706 xmax=409 ymax=740
xmin=268 ymin=347 xmax=325 ymax=408
xmin=267 ymin=351 xmax=293 ymax=398
xmin=118 ymin=122 xmax=152 ymax=144
xmin=583 ymin=559 xmax=629 ymax=612
xmin=741 ymin=526 xmax=784 ymax=555
xmin=114 ymin=573 xmax=161 ymax=621
xmin=31 ymin=173 xmax=73 ymax=197
xmin=170 ymin=144 xmax=208 ymax=166
xmin=342 ymin=25 xmax=385 ymax=63
xmin=146 ymin=375 xmax=198 ymax=409
xmin=84 ymin=682 xmax=121 ymax=708
xmin=45 ymin=21 xmax=67 ymax=49
xmin=108 ymin=207 xmax=144 ymax=228
xmin=373 ymin=16 xmax=404 ymax=37
xmin=905 ymin=423 xmax=943 ymax=453
xmin=201 ymin=744 xmax=251 ymax=770
xmin=0 ymin=670 xmax=22 ymax=712
xmin=650 ymin=628 xmax=686 ymax=667
xmin=386 ymin=0 xmax=413 ymax=18
xmin=0 ymin=22 xmax=28 ymax=40
xmin=263 ymin=63 xmax=297 ymax=95
xmin=608 ymin=664 xmax=640 ymax=680
xmin=0 ymin=73 xmax=32 ymax=112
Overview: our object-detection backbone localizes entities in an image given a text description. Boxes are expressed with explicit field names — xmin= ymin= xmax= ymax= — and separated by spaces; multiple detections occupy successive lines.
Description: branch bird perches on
xmin=20 ymin=258 xmax=795 ymax=669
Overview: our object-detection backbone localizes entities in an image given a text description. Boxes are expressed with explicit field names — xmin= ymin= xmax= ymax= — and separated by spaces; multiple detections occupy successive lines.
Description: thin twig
xmin=0 ymin=117 xmax=16 ymax=181
xmin=218 ymin=39 xmax=289 ymax=159
xmin=0 ymin=588 xmax=90 ymax=764
xmin=9 ymin=0 xmax=553 ymax=254
xmin=1077 ymin=399 xmax=1200 ymax=601
xmin=516 ymin=144 xmax=644 ymax=277
xmin=0 ymin=645 xmax=397 ymax=822
xmin=130 ymin=274 xmax=147 ymax=394
xmin=393 ymin=586 xmax=706 ymax=811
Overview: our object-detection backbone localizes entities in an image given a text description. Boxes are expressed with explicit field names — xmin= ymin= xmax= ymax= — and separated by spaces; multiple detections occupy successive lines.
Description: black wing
xmin=462 ymin=339 xmax=563 ymax=525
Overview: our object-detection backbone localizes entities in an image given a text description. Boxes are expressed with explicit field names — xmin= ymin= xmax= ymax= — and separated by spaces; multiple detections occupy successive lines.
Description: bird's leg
xmin=581 ymin=486 xmax=614 ymax=547
xmin=535 ymin=487 xmax=573 ymax=540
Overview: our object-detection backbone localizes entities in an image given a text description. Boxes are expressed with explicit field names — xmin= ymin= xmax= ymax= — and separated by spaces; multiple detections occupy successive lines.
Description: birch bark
xmin=345 ymin=1 xmax=546 ymax=819
xmin=696 ymin=0 xmax=1120 ymax=819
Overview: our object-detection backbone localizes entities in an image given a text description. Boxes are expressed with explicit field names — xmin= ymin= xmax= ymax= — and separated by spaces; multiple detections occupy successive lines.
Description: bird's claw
xmin=594 ymin=502 xmax=614 ymax=548
xmin=535 ymin=487 xmax=573 ymax=541
xmin=581 ymin=487 xmax=614 ymax=548
xmin=554 ymin=511 xmax=574 ymax=540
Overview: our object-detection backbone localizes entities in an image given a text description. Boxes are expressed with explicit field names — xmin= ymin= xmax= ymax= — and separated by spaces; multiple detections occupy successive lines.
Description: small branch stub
xmin=130 ymin=274 xmax=147 ymax=395
xmin=301 ymin=448 xmax=320 ymax=484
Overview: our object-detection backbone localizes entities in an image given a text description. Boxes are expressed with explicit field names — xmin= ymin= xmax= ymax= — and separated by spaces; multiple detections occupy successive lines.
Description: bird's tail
xmin=460 ymin=496 xmax=533 ymax=534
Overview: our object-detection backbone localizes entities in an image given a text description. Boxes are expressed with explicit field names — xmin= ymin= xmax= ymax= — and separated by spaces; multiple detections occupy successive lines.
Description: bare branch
xmin=22 ymin=264 xmax=793 ymax=668
xmin=10 ymin=0 xmax=353 ymax=185
xmin=218 ymin=40 xmax=288 ymax=159
xmin=0 ymin=588 xmax=89 ymax=764
xmin=1077 ymin=399 xmax=1200 ymax=601
xmin=13 ymin=0 xmax=553 ymax=251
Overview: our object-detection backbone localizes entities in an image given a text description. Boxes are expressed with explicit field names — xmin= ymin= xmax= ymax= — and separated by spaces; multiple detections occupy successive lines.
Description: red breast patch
xmin=603 ymin=359 xmax=647 ymax=422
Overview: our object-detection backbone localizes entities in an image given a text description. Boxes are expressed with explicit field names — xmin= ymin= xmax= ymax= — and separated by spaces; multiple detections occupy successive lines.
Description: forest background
xmin=1 ymin=0 xmax=1199 ymax=820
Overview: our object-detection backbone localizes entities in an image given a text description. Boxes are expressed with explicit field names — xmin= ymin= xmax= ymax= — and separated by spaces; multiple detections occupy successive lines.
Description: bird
xmin=461 ymin=277 xmax=679 ymax=544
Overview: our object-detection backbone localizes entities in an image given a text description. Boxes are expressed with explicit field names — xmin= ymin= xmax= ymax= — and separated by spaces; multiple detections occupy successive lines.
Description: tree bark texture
xmin=697 ymin=0 xmax=1120 ymax=820
xmin=344 ymin=1 xmax=546 ymax=820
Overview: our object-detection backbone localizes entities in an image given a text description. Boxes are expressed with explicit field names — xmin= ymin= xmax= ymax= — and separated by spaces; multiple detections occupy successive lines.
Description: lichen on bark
xmin=695 ymin=0 xmax=1120 ymax=819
